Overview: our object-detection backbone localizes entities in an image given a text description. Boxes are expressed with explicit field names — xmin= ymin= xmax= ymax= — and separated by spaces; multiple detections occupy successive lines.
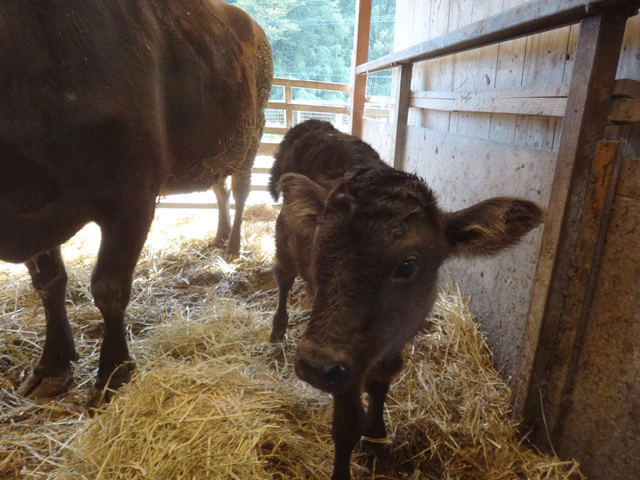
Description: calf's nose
xmin=295 ymin=356 xmax=352 ymax=393
xmin=321 ymin=364 xmax=349 ymax=388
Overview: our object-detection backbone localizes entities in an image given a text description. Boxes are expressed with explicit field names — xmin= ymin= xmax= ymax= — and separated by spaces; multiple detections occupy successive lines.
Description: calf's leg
xmin=19 ymin=248 xmax=79 ymax=398
xmin=270 ymin=234 xmax=297 ymax=342
xmin=358 ymin=354 xmax=403 ymax=473
xmin=363 ymin=353 xmax=403 ymax=440
xmin=331 ymin=389 xmax=366 ymax=480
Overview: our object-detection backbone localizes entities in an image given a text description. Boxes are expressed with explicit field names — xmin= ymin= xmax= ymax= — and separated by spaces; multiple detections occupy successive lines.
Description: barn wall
xmin=362 ymin=0 xmax=640 ymax=380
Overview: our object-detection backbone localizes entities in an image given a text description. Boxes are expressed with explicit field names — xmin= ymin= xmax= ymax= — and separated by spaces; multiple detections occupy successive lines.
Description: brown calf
xmin=269 ymin=120 xmax=386 ymax=342
xmin=271 ymin=127 xmax=543 ymax=480
xmin=0 ymin=0 xmax=272 ymax=406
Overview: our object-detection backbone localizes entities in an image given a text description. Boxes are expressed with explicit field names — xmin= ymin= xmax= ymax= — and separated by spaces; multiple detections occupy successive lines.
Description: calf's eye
xmin=393 ymin=257 xmax=418 ymax=280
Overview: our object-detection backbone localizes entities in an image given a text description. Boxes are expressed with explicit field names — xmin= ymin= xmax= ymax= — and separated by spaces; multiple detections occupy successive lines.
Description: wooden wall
xmin=362 ymin=0 xmax=640 ymax=379
xmin=360 ymin=1 xmax=640 ymax=478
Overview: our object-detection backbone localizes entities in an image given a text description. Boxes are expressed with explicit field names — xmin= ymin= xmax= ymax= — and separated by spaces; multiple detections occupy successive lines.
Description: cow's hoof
xmin=86 ymin=361 xmax=135 ymax=411
xmin=212 ymin=236 xmax=227 ymax=250
xmin=86 ymin=386 xmax=115 ymax=413
xmin=17 ymin=373 xmax=74 ymax=399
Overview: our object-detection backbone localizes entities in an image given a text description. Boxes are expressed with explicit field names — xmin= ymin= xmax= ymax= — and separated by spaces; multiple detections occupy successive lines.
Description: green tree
xmin=227 ymin=0 xmax=394 ymax=99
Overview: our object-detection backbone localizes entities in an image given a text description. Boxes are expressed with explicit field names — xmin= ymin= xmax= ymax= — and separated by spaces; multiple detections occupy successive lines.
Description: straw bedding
xmin=0 ymin=204 xmax=583 ymax=479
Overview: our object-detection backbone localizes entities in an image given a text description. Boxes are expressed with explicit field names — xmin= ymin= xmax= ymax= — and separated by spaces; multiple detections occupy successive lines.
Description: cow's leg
xmin=87 ymin=193 xmax=155 ymax=407
xmin=270 ymin=237 xmax=297 ymax=342
xmin=212 ymin=177 xmax=231 ymax=250
xmin=227 ymin=169 xmax=252 ymax=257
xmin=18 ymin=248 xmax=79 ymax=398
xmin=331 ymin=390 xmax=366 ymax=480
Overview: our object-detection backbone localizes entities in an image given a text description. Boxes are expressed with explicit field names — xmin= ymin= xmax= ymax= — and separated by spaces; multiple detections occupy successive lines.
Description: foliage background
xmin=227 ymin=0 xmax=395 ymax=100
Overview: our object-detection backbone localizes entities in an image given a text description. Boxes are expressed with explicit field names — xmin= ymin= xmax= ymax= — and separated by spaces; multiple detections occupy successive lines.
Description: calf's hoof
xmin=18 ymin=372 xmax=74 ymax=399
xmin=362 ymin=436 xmax=392 ymax=473
xmin=269 ymin=329 xmax=285 ymax=343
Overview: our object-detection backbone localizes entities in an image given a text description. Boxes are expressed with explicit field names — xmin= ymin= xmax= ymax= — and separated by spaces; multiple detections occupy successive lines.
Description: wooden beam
xmin=272 ymin=78 xmax=349 ymax=92
xmin=365 ymin=81 xmax=638 ymax=119
xmin=609 ymin=98 xmax=640 ymax=122
xmin=511 ymin=12 xmax=629 ymax=440
xmin=349 ymin=0 xmax=372 ymax=137
xmin=391 ymin=64 xmax=412 ymax=171
xmin=268 ymin=102 xmax=348 ymax=115
xmin=257 ymin=142 xmax=279 ymax=157
xmin=356 ymin=0 xmax=639 ymax=75
xmin=284 ymin=87 xmax=293 ymax=128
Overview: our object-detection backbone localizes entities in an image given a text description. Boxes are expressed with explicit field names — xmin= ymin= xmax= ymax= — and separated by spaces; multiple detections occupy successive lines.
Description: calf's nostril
xmin=321 ymin=364 xmax=348 ymax=388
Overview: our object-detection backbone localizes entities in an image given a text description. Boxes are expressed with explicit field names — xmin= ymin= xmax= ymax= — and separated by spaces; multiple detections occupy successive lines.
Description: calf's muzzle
xmin=295 ymin=338 xmax=353 ymax=394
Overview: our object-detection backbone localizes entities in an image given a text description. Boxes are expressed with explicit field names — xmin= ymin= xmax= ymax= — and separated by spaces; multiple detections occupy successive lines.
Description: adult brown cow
xmin=0 ymin=0 xmax=273 ymax=406
xmin=270 ymin=123 xmax=543 ymax=480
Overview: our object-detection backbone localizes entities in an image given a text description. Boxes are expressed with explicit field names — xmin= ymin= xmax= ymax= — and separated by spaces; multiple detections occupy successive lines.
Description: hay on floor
xmin=0 ymin=204 xmax=583 ymax=479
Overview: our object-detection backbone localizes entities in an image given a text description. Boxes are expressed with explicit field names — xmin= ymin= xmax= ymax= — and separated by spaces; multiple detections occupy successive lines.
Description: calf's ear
xmin=444 ymin=197 xmax=544 ymax=257
xmin=278 ymin=173 xmax=329 ymax=236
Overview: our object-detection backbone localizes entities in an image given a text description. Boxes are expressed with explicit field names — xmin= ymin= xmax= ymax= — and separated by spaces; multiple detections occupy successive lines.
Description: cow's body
xmin=270 ymin=123 xmax=544 ymax=480
xmin=0 ymin=0 xmax=273 ymax=405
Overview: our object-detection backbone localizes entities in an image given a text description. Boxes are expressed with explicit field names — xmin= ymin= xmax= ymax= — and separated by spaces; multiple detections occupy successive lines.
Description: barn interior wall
xmin=362 ymin=0 xmax=640 ymax=381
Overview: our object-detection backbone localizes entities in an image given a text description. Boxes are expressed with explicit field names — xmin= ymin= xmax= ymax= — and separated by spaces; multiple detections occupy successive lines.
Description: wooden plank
xmin=489 ymin=0 xmax=529 ymax=146
xmin=356 ymin=0 xmax=639 ymax=75
xmin=284 ymin=87 xmax=293 ymax=128
xmin=391 ymin=63 xmax=412 ymax=170
xmin=553 ymin=23 xmax=581 ymax=152
xmin=419 ymin=0 xmax=452 ymax=132
xmin=349 ymin=0 xmax=372 ymax=137
xmin=272 ymin=78 xmax=349 ymax=92
xmin=458 ymin=0 xmax=504 ymax=140
xmin=454 ymin=96 xmax=567 ymax=117
xmin=447 ymin=0 xmax=473 ymax=136
xmin=257 ymin=142 xmax=278 ymax=157
xmin=263 ymin=127 xmax=289 ymax=136
xmin=618 ymin=156 xmax=640 ymax=199
xmin=267 ymin=102 xmax=348 ymax=115
xmin=609 ymin=98 xmax=640 ymax=122
xmin=514 ymin=26 xmax=570 ymax=151
xmin=614 ymin=78 xmax=640 ymax=97
xmin=414 ymin=84 xmax=570 ymax=100
xmin=512 ymin=12 xmax=630 ymax=433
xmin=615 ymin=14 xmax=640 ymax=80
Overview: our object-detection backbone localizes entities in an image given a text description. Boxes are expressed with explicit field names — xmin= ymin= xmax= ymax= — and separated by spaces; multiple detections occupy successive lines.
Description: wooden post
xmin=391 ymin=63 xmax=413 ymax=171
xmin=511 ymin=11 xmax=630 ymax=444
xmin=348 ymin=0 xmax=372 ymax=138
xmin=284 ymin=85 xmax=293 ymax=128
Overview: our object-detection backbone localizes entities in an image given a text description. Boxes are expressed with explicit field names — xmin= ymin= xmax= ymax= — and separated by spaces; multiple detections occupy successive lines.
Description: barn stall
xmin=350 ymin=0 xmax=640 ymax=478
xmin=1 ymin=206 xmax=581 ymax=479
xmin=1 ymin=0 xmax=639 ymax=478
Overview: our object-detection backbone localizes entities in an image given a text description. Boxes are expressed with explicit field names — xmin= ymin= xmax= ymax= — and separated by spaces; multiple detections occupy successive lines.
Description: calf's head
xmin=279 ymin=169 xmax=544 ymax=395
